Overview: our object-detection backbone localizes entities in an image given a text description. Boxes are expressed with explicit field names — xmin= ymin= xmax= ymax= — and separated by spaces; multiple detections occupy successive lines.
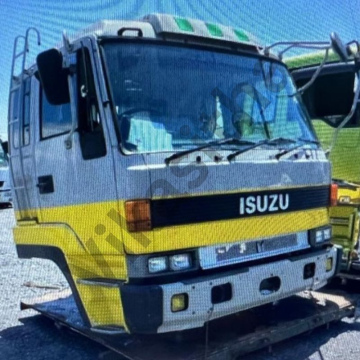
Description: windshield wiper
xmin=164 ymin=138 xmax=256 ymax=165
xmin=275 ymin=144 xmax=305 ymax=160
xmin=275 ymin=138 xmax=320 ymax=160
xmin=227 ymin=137 xmax=297 ymax=161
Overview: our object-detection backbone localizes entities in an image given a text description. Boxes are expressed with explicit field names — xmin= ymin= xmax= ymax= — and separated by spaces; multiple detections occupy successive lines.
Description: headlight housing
xmin=148 ymin=256 xmax=168 ymax=273
xmin=169 ymin=254 xmax=192 ymax=271
xmin=309 ymin=226 xmax=332 ymax=247
xmin=147 ymin=253 xmax=193 ymax=274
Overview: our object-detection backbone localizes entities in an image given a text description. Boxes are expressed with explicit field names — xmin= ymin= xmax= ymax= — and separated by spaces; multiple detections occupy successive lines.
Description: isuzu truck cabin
xmin=6 ymin=14 xmax=341 ymax=334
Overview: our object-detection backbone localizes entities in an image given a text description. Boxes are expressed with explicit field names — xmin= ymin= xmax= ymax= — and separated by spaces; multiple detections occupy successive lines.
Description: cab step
xmin=76 ymin=278 xmax=124 ymax=288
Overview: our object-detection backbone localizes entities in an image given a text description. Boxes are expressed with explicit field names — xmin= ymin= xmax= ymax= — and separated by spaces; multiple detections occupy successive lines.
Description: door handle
xmin=36 ymin=182 xmax=47 ymax=187
xmin=37 ymin=175 xmax=54 ymax=194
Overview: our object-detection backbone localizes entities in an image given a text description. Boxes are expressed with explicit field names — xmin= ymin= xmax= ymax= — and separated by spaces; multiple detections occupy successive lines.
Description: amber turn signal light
xmin=330 ymin=184 xmax=338 ymax=207
xmin=125 ymin=199 xmax=152 ymax=232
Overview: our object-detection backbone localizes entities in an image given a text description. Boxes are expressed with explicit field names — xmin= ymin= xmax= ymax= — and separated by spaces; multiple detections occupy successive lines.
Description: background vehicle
xmin=288 ymin=45 xmax=360 ymax=274
xmin=6 ymin=14 xmax=342 ymax=335
xmin=0 ymin=139 xmax=12 ymax=208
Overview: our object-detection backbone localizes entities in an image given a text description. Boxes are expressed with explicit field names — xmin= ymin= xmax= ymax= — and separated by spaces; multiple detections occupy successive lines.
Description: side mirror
xmin=0 ymin=141 xmax=8 ymax=156
xmin=330 ymin=32 xmax=349 ymax=62
xmin=36 ymin=48 xmax=70 ymax=105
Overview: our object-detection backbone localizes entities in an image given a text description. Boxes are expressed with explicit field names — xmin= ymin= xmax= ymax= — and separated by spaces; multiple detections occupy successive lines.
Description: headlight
xmin=309 ymin=226 xmax=332 ymax=246
xmin=169 ymin=254 xmax=191 ymax=271
xmin=315 ymin=230 xmax=324 ymax=243
xmin=323 ymin=228 xmax=332 ymax=241
xmin=148 ymin=257 xmax=168 ymax=273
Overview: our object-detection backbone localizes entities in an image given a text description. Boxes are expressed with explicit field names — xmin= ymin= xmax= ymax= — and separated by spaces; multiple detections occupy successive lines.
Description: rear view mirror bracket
xmin=267 ymin=33 xmax=353 ymax=99
xmin=330 ymin=32 xmax=349 ymax=62
xmin=328 ymin=65 xmax=360 ymax=154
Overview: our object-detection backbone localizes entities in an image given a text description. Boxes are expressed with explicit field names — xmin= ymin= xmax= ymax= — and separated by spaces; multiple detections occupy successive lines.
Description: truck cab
xmin=8 ymin=14 xmax=340 ymax=334
xmin=288 ymin=49 xmax=360 ymax=273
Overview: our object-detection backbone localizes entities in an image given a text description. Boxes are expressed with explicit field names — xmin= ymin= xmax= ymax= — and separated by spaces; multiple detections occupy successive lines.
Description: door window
xmin=10 ymin=88 xmax=20 ymax=149
xmin=41 ymin=89 xmax=72 ymax=139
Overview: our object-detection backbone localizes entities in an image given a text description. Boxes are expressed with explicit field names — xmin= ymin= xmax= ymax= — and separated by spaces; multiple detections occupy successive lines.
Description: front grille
xmin=262 ymin=234 xmax=298 ymax=252
xmin=199 ymin=232 xmax=309 ymax=270
xmin=330 ymin=217 xmax=350 ymax=226
xmin=215 ymin=234 xmax=298 ymax=263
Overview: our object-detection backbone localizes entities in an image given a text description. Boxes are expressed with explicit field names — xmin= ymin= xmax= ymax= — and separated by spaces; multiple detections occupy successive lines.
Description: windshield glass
xmin=102 ymin=42 xmax=317 ymax=154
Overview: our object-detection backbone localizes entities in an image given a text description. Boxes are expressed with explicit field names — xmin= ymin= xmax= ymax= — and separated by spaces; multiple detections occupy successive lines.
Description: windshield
xmin=102 ymin=42 xmax=318 ymax=154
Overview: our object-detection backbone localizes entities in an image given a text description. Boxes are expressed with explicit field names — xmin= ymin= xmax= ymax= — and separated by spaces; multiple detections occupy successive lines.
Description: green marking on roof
xmin=206 ymin=23 xmax=223 ymax=37
xmin=174 ymin=17 xmax=194 ymax=32
xmin=234 ymin=29 xmax=249 ymax=42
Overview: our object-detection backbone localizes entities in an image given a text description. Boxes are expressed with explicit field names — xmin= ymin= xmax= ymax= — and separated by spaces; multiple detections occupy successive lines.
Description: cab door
xmin=34 ymin=42 xmax=118 ymax=231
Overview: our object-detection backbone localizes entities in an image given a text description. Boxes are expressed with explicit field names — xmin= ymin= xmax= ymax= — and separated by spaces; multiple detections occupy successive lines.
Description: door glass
xmin=41 ymin=89 xmax=72 ymax=139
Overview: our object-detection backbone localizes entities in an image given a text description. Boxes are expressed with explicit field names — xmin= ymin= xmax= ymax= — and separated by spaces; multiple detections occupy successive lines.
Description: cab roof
xmin=70 ymin=13 xmax=260 ymax=50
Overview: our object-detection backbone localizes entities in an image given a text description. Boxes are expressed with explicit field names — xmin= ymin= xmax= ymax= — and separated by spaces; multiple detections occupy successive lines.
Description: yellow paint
xmin=15 ymin=198 xmax=329 ymax=255
xmin=14 ymin=225 xmax=88 ymax=255
xmin=329 ymin=203 xmax=359 ymax=271
xmin=75 ymin=284 xmax=125 ymax=327
xmin=307 ymin=121 xmax=360 ymax=269
xmin=313 ymin=121 xmax=360 ymax=184
xmin=17 ymin=219 xmax=38 ymax=226
xmin=124 ymin=208 xmax=329 ymax=254
xmin=337 ymin=185 xmax=360 ymax=204
xmin=14 ymin=224 xmax=127 ymax=327
xmin=14 ymin=188 xmax=330 ymax=330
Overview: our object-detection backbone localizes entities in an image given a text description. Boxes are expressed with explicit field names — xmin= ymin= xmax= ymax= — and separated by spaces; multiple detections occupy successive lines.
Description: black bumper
xmin=120 ymin=283 xmax=163 ymax=334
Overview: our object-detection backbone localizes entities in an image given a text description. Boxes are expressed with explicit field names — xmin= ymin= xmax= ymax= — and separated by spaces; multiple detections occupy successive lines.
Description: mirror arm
xmin=277 ymin=44 xmax=330 ymax=60
xmin=264 ymin=41 xmax=329 ymax=57
xmin=327 ymin=69 xmax=360 ymax=154
xmin=346 ymin=40 xmax=360 ymax=56
xmin=62 ymin=31 xmax=72 ymax=62
xmin=290 ymin=48 xmax=330 ymax=97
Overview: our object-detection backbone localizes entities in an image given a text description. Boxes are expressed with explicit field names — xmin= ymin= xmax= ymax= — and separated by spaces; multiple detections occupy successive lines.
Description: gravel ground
xmin=1 ymin=208 xmax=360 ymax=360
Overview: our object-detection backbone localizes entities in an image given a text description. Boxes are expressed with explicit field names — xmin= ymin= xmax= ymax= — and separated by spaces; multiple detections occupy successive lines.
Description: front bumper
xmin=0 ymin=189 xmax=12 ymax=204
xmin=120 ymin=246 xmax=340 ymax=334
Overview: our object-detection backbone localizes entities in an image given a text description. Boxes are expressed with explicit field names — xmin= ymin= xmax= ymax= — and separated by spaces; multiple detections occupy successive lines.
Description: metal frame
xmin=20 ymin=288 xmax=357 ymax=360
xmin=263 ymin=40 xmax=331 ymax=59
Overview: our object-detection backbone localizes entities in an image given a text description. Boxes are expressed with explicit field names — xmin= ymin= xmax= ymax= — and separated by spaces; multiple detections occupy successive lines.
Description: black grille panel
xmin=151 ymin=186 xmax=330 ymax=228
